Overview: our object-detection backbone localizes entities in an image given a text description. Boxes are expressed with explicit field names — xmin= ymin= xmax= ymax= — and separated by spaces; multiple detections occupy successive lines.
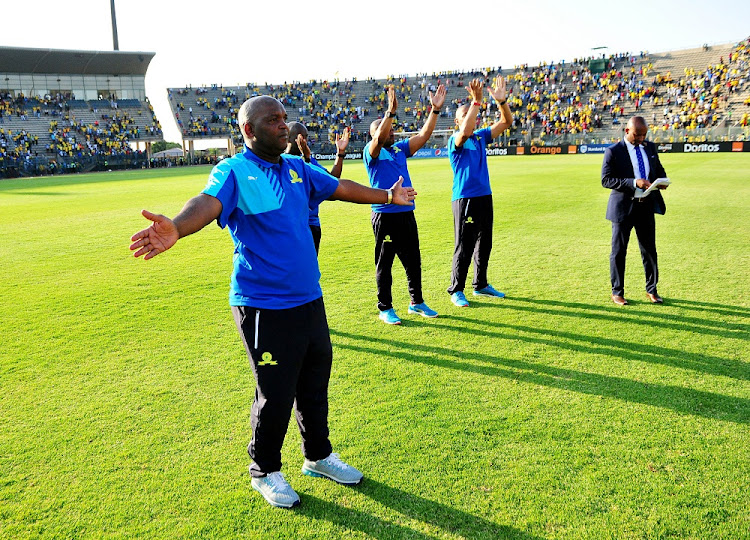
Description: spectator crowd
xmin=3 ymin=38 xmax=749 ymax=179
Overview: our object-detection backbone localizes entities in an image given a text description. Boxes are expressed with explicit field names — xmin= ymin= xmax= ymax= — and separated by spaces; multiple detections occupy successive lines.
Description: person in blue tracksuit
xmin=285 ymin=121 xmax=350 ymax=253
xmin=129 ymin=96 xmax=415 ymax=508
xmin=364 ymin=83 xmax=446 ymax=325
xmin=446 ymin=76 xmax=513 ymax=308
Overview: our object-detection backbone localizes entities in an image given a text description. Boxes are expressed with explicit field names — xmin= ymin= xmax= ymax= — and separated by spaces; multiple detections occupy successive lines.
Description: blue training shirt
xmin=202 ymin=146 xmax=339 ymax=309
xmin=363 ymin=138 xmax=415 ymax=213
xmin=448 ymin=127 xmax=493 ymax=201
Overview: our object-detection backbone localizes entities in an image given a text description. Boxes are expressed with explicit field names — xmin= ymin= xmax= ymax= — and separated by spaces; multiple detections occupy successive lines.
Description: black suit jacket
xmin=601 ymin=140 xmax=667 ymax=222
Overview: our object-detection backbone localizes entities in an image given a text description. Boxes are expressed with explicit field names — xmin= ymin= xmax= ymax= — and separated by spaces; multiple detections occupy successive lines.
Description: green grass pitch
xmin=1 ymin=153 xmax=748 ymax=539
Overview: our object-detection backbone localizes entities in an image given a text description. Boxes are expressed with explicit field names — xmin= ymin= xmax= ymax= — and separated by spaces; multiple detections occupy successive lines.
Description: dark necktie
xmin=635 ymin=144 xmax=647 ymax=179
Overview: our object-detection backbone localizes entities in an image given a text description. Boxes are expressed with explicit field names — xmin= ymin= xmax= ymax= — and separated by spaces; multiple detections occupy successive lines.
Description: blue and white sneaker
xmin=378 ymin=308 xmax=401 ymax=325
xmin=408 ymin=302 xmax=438 ymax=318
xmin=451 ymin=291 xmax=470 ymax=307
xmin=302 ymin=453 xmax=363 ymax=485
xmin=250 ymin=470 xmax=300 ymax=508
xmin=473 ymin=285 xmax=505 ymax=298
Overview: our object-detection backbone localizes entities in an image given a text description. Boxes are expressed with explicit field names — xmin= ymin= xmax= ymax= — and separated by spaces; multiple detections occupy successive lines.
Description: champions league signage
xmin=313 ymin=152 xmax=363 ymax=160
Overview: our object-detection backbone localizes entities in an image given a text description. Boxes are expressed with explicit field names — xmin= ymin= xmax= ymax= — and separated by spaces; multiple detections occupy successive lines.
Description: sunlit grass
xmin=1 ymin=153 xmax=748 ymax=538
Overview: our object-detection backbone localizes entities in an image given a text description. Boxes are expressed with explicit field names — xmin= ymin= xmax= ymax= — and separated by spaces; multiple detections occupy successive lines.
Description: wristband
xmin=385 ymin=111 xmax=395 ymax=118
xmin=498 ymin=100 xmax=507 ymax=105
xmin=386 ymin=189 xmax=393 ymax=204
xmin=431 ymin=108 xmax=441 ymax=114
xmin=337 ymin=153 xmax=346 ymax=157
xmin=472 ymin=101 xmax=481 ymax=107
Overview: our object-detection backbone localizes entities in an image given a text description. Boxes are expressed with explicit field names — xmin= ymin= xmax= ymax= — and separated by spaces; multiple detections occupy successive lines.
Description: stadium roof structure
xmin=0 ymin=46 xmax=154 ymax=75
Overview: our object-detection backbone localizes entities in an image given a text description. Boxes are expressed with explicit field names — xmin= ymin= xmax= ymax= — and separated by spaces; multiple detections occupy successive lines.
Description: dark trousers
xmin=371 ymin=211 xmax=423 ymax=311
xmin=309 ymin=224 xmax=322 ymax=254
xmin=232 ymin=298 xmax=333 ymax=477
xmin=610 ymin=201 xmax=658 ymax=296
xmin=448 ymin=195 xmax=493 ymax=294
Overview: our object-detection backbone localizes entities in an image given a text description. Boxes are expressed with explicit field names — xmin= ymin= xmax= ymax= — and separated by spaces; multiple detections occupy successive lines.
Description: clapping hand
xmin=387 ymin=85 xmax=397 ymax=115
xmin=430 ymin=84 xmax=446 ymax=110
xmin=467 ymin=78 xmax=483 ymax=104
xmin=296 ymin=133 xmax=311 ymax=161
xmin=488 ymin=75 xmax=507 ymax=103
xmin=335 ymin=127 xmax=350 ymax=153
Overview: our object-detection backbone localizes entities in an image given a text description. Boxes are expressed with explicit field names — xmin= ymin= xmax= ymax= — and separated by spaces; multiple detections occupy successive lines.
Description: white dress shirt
xmin=624 ymin=139 xmax=650 ymax=198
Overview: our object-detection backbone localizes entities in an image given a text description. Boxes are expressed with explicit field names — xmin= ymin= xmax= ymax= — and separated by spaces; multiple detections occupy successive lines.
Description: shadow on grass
xmin=660 ymin=297 xmax=750 ymax=319
xmin=480 ymin=296 xmax=749 ymax=339
xmin=513 ymin=294 xmax=750 ymax=318
xmin=436 ymin=314 xmax=750 ymax=382
xmin=330 ymin=329 xmax=750 ymax=425
xmin=301 ymin=479 xmax=540 ymax=540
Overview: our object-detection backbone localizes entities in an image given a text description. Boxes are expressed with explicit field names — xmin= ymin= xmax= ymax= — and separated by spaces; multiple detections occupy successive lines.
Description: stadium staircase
xmin=1 ymin=99 xmax=162 ymax=159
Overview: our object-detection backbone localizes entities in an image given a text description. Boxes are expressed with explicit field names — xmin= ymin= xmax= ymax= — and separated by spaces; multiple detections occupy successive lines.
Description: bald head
xmin=369 ymin=119 xmax=383 ymax=138
xmin=236 ymin=95 xmax=289 ymax=160
xmin=627 ymin=116 xmax=647 ymax=131
xmin=625 ymin=115 xmax=648 ymax=146
xmin=287 ymin=122 xmax=308 ymax=140
xmin=370 ymin=117 xmax=395 ymax=146
xmin=238 ymin=96 xmax=284 ymax=137
xmin=455 ymin=104 xmax=471 ymax=124
xmin=286 ymin=121 xmax=308 ymax=155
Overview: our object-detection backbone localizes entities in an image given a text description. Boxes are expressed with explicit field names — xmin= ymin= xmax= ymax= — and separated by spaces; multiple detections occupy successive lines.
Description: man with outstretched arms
xmin=129 ymin=96 xmax=415 ymax=508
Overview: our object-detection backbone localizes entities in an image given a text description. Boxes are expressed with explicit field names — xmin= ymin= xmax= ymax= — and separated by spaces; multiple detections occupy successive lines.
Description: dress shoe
xmin=611 ymin=295 xmax=628 ymax=306
xmin=646 ymin=292 xmax=663 ymax=304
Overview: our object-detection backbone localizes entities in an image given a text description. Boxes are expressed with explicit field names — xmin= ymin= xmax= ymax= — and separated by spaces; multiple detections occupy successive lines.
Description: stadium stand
xmin=0 ymin=46 xmax=162 ymax=178
xmin=168 ymin=38 xmax=750 ymax=154
xmin=1 ymin=39 xmax=747 ymax=178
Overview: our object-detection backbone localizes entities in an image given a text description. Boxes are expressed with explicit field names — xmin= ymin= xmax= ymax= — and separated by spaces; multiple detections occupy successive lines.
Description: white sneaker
xmin=301 ymin=453 xmax=363 ymax=485
xmin=250 ymin=470 xmax=300 ymax=508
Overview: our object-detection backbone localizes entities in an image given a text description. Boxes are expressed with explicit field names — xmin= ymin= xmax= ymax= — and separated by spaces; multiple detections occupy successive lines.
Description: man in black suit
xmin=602 ymin=116 xmax=669 ymax=305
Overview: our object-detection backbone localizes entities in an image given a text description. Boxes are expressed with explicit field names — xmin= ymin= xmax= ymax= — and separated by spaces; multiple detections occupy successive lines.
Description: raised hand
xmin=389 ymin=177 xmax=417 ymax=206
xmin=387 ymin=85 xmax=397 ymax=114
xmin=296 ymin=133 xmax=311 ymax=160
xmin=488 ymin=75 xmax=507 ymax=103
xmin=466 ymin=78 xmax=483 ymax=104
xmin=130 ymin=209 xmax=180 ymax=260
xmin=335 ymin=127 xmax=351 ymax=153
xmin=429 ymin=84 xmax=447 ymax=110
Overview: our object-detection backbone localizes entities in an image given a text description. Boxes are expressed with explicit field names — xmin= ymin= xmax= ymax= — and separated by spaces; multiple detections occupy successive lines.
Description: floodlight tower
xmin=110 ymin=0 xmax=119 ymax=51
